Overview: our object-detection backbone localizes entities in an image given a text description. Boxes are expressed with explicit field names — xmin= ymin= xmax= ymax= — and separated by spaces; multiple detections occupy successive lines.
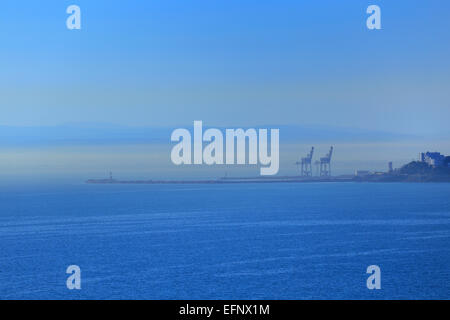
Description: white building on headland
xmin=355 ymin=170 xmax=371 ymax=177
xmin=420 ymin=152 xmax=445 ymax=167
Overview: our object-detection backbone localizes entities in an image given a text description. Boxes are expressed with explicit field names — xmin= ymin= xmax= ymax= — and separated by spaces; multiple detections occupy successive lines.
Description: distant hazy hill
xmin=0 ymin=123 xmax=414 ymax=146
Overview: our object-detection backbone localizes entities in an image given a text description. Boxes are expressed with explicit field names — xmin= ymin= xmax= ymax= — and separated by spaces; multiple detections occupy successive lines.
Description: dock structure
xmin=319 ymin=146 xmax=333 ymax=177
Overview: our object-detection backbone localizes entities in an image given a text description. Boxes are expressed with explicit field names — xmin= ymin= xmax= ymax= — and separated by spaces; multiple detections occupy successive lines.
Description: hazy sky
xmin=1 ymin=0 xmax=449 ymax=135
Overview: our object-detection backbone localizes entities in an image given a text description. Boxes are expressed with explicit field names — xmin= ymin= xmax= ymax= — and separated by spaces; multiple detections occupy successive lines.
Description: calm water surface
xmin=1 ymin=182 xmax=450 ymax=299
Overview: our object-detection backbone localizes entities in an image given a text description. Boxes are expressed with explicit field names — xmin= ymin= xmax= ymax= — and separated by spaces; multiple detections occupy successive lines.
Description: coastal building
xmin=355 ymin=170 xmax=371 ymax=177
xmin=420 ymin=152 xmax=446 ymax=167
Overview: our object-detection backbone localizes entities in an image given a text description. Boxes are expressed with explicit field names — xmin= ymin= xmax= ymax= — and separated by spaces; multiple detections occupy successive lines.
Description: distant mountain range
xmin=0 ymin=123 xmax=416 ymax=146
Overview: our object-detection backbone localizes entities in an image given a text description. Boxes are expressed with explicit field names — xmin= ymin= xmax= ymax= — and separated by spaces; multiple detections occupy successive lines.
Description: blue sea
xmin=1 ymin=182 xmax=450 ymax=300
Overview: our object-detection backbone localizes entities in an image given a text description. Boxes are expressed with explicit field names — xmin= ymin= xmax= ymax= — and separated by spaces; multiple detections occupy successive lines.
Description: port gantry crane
xmin=319 ymin=146 xmax=333 ymax=177
xmin=296 ymin=147 xmax=314 ymax=177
